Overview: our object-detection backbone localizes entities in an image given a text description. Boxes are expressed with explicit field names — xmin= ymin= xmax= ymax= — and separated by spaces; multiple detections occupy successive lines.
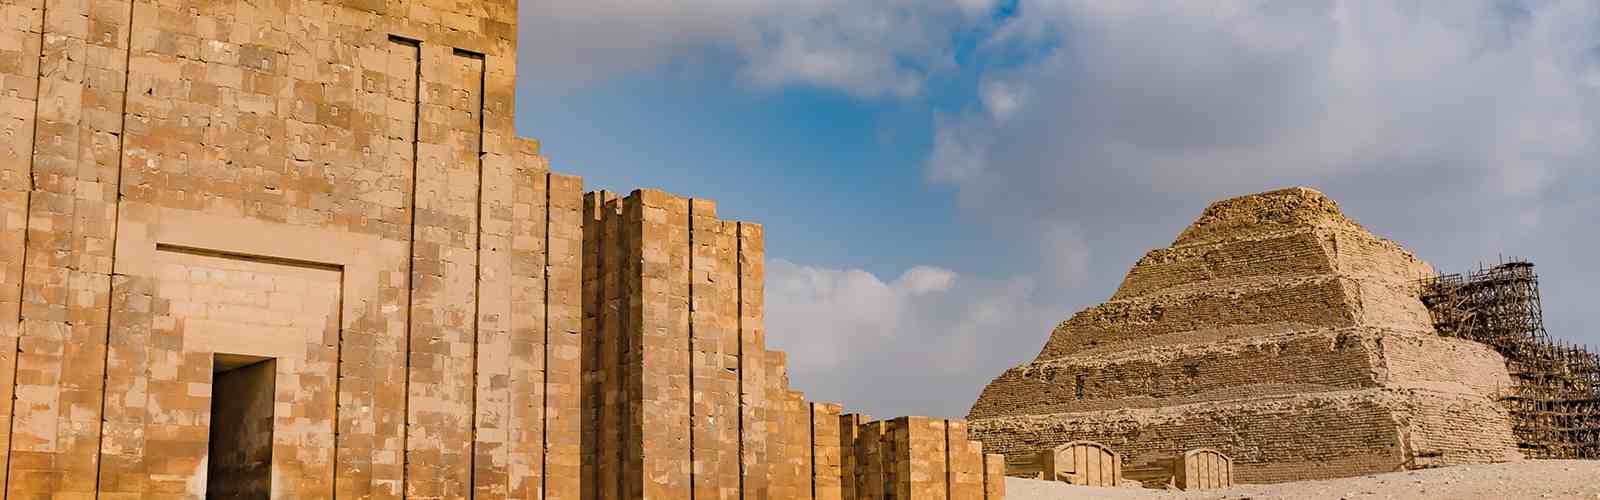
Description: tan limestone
xmin=968 ymin=187 xmax=1521 ymax=484
xmin=0 ymin=0 xmax=1000 ymax=497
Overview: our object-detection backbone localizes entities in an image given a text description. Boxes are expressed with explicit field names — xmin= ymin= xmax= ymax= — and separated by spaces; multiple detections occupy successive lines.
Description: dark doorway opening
xmin=207 ymin=354 xmax=276 ymax=499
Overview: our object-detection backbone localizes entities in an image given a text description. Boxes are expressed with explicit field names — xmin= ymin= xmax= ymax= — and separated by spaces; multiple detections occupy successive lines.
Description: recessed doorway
xmin=207 ymin=353 xmax=277 ymax=499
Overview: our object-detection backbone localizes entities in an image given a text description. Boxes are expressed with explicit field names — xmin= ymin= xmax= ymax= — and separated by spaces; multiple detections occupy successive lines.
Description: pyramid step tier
xmin=971 ymin=388 xmax=1520 ymax=485
xmin=1040 ymin=275 xmax=1433 ymax=360
xmin=1114 ymin=226 xmax=1432 ymax=301
xmin=973 ymin=328 xmax=1510 ymax=420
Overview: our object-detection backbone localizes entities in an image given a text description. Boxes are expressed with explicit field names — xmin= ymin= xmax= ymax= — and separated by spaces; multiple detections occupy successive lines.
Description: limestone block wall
xmin=0 ymin=0 xmax=999 ymax=497
xmin=836 ymin=416 xmax=1001 ymax=500
xmin=0 ymin=0 xmax=585 ymax=497
xmin=580 ymin=190 xmax=1005 ymax=500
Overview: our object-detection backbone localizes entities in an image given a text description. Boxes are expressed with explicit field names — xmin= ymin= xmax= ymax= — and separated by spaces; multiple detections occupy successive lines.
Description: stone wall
xmin=0 ymin=0 xmax=1002 ymax=498
xmin=579 ymin=190 xmax=1006 ymax=500
xmin=841 ymin=416 xmax=1003 ymax=500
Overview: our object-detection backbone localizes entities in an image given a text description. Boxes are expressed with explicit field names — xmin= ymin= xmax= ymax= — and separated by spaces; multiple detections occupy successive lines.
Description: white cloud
xmin=1037 ymin=222 xmax=1090 ymax=286
xmin=979 ymin=80 xmax=1025 ymax=121
xmin=897 ymin=266 xmax=957 ymax=294
xmin=764 ymin=259 xmax=1058 ymax=418
xmin=517 ymin=0 xmax=997 ymax=98
xmin=933 ymin=1 xmax=1600 ymax=201
xmin=927 ymin=113 xmax=994 ymax=184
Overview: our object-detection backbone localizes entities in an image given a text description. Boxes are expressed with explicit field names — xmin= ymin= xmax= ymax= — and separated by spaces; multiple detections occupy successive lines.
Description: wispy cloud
xmin=517 ymin=0 xmax=1004 ymax=98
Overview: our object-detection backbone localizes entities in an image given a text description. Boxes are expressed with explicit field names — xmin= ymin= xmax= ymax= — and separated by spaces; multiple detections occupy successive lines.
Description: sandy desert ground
xmin=1007 ymin=460 xmax=1600 ymax=499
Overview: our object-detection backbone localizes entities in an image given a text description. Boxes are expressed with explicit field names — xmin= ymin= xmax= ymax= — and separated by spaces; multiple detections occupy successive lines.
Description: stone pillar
xmin=0 ymin=0 xmax=43 ymax=485
xmin=811 ymin=403 xmax=843 ymax=500
xmin=946 ymin=420 xmax=985 ymax=500
xmin=984 ymin=453 xmax=1007 ymax=500
xmin=838 ymin=413 xmax=869 ymax=500
xmin=738 ymin=221 xmax=769 ymax=499
xmin=402 ymin=44 xmax=484 ymax=500
xmin=545 ymin=173 xmax=586 ymax=499
xmin=691 ymin=201 xmax=741 ymax=500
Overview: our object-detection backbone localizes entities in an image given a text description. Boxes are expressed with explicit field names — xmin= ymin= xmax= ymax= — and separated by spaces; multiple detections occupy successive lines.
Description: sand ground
xmin=1007 ymin=460 xmax=1600 ymax=499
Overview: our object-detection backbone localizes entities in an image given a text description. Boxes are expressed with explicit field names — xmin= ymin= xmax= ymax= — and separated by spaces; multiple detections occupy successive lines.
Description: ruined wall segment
xmin=579 ymin=190 xmax=1005 ymax=500
xmin=834 ymin=416 xmax=1002 ymax=500
xmin=970 ymin=187 xmax=1521 ymax=484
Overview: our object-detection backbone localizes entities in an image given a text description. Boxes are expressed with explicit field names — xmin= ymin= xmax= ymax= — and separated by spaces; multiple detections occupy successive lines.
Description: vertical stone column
xmin=0 ymin=0 xmax=43 ymax=484
xmin=324 ymin=33 xmax=423 ymax=500
xmin=983 ymin=453 xmax=1006 ymax=500
xmin=404 ymin=44 xmax=482 ymax=499
xmin=96 ymin=201 xmax=155 ymax=500
xmin=811 ymin=403 xmax=843 ymax=500
xmin=579 ymin=192 xmax=604 ymax=500
xmin=945 ymin=420 xmax=985 ymax=500
xmin=738 ymin=222 xmax=768 ymax=499
xmin=761 ymin=354 xmax=787 ymax=496
xmin=472 ymin=112 xmax=517 ymax=500
xmin=7 ymin=0 xmax=133 ymax=496
xmin=858 ymin=420 xmax=892 ymax=500
xmin=544 ymin=173 xmax=585 ymax=499
xmin=691 ymin=201 xmax=740 ymax=500
xmin=472 ymin=154 xmax=581 ymax=500
xmin=633 ymin=190 xmax=693 ymax=500
xmin=838 ymin=413 xmax=868 ymax=500
xmin=899 ymin=417 xmax=951 ymax=500
xmin=596 ymin=192 xmax=628 ymax=500
xmin=762 ymin=352 xmax=806 ymax=499
xmin=505 ymin=144 xmax=549 ymax=500
xmin=621 ymin=193 xmax=648 ymax=498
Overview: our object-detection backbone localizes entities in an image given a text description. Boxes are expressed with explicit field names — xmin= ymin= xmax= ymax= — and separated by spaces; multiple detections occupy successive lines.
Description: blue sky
xmin=516 ymin=0 xmax=1600 ymax=419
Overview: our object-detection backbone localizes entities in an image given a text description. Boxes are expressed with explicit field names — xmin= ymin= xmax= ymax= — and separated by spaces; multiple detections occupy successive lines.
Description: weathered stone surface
xmin=579 ymin=191 xmax=1004 ymax=500
xmin=0 ymin=1 xmax=995 ymax=499
xmin=969 ymin=187 xmax=1520 ymax=484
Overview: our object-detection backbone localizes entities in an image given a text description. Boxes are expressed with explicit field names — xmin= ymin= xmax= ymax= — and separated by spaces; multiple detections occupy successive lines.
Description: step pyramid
xmin=968 ymin=187 xmax=1521 ymax=484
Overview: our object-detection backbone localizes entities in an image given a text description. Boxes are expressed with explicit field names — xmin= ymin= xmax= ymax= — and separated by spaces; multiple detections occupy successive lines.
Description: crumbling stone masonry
xmin=0 ymin=0 xmax=1003 ymax=498
xmin=968 ymin=187 xmax=1524 ymax=484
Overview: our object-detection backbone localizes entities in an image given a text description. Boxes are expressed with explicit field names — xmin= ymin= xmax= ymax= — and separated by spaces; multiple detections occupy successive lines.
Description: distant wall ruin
xmin=580 ymin=191 xmax=1006 ymax=500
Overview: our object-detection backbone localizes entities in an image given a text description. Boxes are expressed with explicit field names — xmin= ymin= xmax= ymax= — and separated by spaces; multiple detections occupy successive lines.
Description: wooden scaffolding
xmin=1420 ymin=261 xmax=1600 ymax=459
